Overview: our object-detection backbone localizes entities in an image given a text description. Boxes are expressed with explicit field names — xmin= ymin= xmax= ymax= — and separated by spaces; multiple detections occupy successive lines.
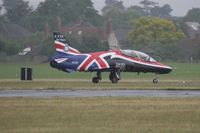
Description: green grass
xmin=0 ymin=62 xmax=200 ymax=80
xmin=0 ymin=80 xmax=200 ymax=90
xmin=163 ymin=62 xmax=200 ymax=80
xmin=0 ymin=62 xmax=200 ymax=90
xmin=0 ymin=97 xmax=200 ymax=133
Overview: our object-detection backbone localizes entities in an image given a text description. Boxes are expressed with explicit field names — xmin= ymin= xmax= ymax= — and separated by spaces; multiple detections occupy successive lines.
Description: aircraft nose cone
xmin=164 ymin=66 xmax=172 ymax=74
xmin=158 ymin=66 xmax=172 ymax=74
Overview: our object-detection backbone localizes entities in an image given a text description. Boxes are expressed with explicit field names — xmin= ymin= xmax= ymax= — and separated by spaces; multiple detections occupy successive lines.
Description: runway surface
xmin=0 ymin=90 xmax=200 ymax=98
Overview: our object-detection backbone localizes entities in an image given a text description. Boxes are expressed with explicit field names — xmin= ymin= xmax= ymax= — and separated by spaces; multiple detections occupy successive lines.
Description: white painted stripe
xmin=56 ymin=49 xmax=80 ymax=55
xmin=54 ymin=58 xmax=68 ymax=63
xmin=77 ymin=54 xmax=91 ymax=70
xmin=55 ymin=41 xmax=80 ymax=54
xmin=99 ymin=52 xmax=115 ymax=68
xmin=69 ymin=46 xmax=80 ymax=53
xmin=85 ymin=59 xmax=101 ymax=71
xmin=55 ymin=41 xmax=65 ymax=46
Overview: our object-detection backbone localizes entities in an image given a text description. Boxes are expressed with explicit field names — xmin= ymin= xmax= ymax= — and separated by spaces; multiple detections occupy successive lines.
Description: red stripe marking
xmin=55 ymin=44 xmax=64 ymax=49
xmin=79 ymin=52 xmax=108 ymax=71
xmin=56 ymin=43 xmax=80 ymax=54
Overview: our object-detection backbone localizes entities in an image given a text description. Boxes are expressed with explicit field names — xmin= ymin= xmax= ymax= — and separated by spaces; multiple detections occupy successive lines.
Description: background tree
xmin=23 ymin=0 xmax=102 ymax=32
xmin=0 ymin=35 xmax=6 ymax=52
xmin=102 ymin=2 xmax=145 ymax=29
xmin=2 ymin=0 xmax=32 ymax=23
xmin=122 ymin=6 xmax=146 ymax=28
xmin=126 ymin=6 xmax=145 ymax=18
xmin=128 ymin=17 xmax=185 ymax=46
xmin=128 ymin=17 xmax=185 ymax=60
xmin=102 ymin=0 xmax=126 ymax=29
xmin=102 ymin=0 xmax=125 ymax=15
xmin=129 ymin=17 xmax=185 ymax=60
xmin=150 ymin=4 xmax=172 ymax=18
xmin=103 ymin=7 xmax=125 ymax=29
xmin=140 ymin=0 xmax=158 ymax=14
xmin=183 ymin=8 xmax=200 ymax=22
xmin=81 ymin=36 xmax=109 ymax=52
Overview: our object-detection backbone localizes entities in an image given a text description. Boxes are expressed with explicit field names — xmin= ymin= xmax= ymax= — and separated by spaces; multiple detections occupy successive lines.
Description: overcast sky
xmin=25 ymin=0 xmax=200 ymax=16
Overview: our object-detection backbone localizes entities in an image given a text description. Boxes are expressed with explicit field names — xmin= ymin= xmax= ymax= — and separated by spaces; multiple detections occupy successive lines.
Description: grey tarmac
xmin=0 ymin=89 xmax=200 ymax=98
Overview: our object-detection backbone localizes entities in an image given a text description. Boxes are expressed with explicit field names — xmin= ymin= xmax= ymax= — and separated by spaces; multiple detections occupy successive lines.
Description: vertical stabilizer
xmin=53 ymin=32 xmax=80 ymax=55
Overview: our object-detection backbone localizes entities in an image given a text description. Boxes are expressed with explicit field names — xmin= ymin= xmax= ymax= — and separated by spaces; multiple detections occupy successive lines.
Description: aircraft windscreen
xmin=121 ymin=50 xmax=156 ymax=62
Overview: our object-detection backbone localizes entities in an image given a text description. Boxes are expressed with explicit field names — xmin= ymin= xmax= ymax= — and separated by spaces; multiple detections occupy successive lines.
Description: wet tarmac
xmin=0 ymin=89 xmax=200 ymax=98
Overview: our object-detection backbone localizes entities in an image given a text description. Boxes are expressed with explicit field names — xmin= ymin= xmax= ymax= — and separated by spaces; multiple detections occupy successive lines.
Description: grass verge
xmin=0 ymin=97 xmax=200 ymax=133
xmin=0 ymin=62 xmax=200 ymax=90
xmin=0 ymin=62 xmax=200 ymax=80
xmin=0 ymin=79 xmax=200 ymax=90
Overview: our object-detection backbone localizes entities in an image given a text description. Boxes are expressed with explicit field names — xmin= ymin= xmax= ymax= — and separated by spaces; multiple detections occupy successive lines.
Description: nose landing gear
xmin=153 ymin=74 xmax=159 ymax=84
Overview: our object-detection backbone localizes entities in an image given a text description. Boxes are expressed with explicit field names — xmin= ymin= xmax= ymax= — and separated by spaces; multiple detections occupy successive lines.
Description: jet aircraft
xmin=50 ymin=32 xmax=172 ymax=83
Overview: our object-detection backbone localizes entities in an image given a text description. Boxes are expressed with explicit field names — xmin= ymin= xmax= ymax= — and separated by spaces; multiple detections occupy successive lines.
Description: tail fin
xmin=53 ymin=32 xmax=80 ymax=55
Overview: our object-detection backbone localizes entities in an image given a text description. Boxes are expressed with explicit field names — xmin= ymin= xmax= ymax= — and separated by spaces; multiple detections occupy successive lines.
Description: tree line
xmin=0 ymin=0 xmax=200 ymax=61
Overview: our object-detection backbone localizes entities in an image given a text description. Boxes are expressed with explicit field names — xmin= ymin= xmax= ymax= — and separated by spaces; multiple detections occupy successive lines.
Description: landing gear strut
xmin=92 ymin=71 xmax=102 ymax=83
xmin=109 ymin=70 xmax=121 ymax=83
xmin=153 ymin=73 xmax=159 ymax=84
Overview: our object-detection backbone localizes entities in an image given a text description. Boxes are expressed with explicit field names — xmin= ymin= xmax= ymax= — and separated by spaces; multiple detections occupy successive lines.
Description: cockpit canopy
xmin=120 ymin=49 xmax=156 ymax=62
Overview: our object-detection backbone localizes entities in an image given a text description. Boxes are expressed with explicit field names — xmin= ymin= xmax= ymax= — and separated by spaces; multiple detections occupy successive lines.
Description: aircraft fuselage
xmin=50 ymin=50 xmax=172 ymax=74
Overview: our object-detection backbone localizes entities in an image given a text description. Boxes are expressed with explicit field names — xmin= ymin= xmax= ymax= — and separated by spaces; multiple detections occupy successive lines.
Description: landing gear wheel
xmin=109 ymin=73 xmax=113 ymax=81
xmin=153 ymin=74 xmax=159 ymax=84
xmin=153 ymin=78 xmax=158 ymax=84
xmin=92 ymin=77 xmax=99 ymax=83
xmin=111 ymin=76 xmax=118 ymax=83
xmin=109 ymin=72 xmax=119 ymax=84
xmin=92 ymin=71 xmax=102 ymax=83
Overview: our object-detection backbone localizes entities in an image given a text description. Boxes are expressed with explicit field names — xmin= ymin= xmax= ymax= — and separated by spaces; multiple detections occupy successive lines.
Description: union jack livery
xmin=50 ymin=32 xmax=172 ymax=83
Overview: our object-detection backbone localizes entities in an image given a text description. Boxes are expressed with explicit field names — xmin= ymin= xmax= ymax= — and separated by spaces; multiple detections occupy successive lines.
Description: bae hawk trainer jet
xmin=50 ymin=32 xmax=172 ymax=83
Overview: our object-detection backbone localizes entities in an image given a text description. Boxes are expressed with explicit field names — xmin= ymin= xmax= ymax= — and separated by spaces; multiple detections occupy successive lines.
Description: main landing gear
xmin=153 ymin=73 xmax=159 ymax=84
xmin=92 ymin=71 xmax=102 ymax=83
xmin=92 ymin=70 xmax=121 ymax=84
xmin=109 ymin=70 xmax=121 ymax=83
xmin=92 ymin=71 xmax=159 ymax=84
